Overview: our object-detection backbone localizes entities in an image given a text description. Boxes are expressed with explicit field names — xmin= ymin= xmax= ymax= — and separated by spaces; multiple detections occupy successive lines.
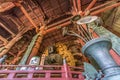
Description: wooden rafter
xmin=0 ymin=22 xmax=15 ymax=37
xmin=0 ymin=35 xmax=8 ymax=45
xmin=0 ymin=27 xmax=32 ymax=58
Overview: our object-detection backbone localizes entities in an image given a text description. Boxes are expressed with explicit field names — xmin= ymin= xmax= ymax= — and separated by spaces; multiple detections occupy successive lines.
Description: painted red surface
xmin=110 ymin=50 xmax=120 ymax=66
xmin=0 ymin=64 xmax=84 ymax=80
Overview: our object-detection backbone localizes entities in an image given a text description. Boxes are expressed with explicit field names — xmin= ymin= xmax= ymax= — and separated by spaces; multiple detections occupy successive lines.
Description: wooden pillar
xmin=26 ymin=26 xmax=45 ymax=64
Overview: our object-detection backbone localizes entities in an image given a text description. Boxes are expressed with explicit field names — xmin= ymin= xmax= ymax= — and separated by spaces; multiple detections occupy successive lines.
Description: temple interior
xmin=0 ymin=0 xmax=120 ymax=80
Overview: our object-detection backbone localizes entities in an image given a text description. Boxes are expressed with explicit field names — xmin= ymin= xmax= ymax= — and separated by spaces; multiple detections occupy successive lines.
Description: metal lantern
xmin=82 ymin=38 xmax=120 ymax=80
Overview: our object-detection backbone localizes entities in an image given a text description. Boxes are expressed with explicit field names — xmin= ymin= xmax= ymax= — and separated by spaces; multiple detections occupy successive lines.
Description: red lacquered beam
xmin=85 ymin=0 xmax=97 ymax=11
xmin=91 ymin=2 xmax=120 ymax=15
xmin=44 ymin=21 xmax=71 ymax=35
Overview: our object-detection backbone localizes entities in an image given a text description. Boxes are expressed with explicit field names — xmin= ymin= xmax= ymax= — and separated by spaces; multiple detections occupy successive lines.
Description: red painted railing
xmin=0 ymin=64 xmax=84 ymax=80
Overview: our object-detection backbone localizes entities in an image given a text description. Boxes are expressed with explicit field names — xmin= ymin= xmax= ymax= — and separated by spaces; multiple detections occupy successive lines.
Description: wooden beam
xmin=91 ymin=2 xmax=120 ymax=15
xmin=73 ymin=0 xmax=78 ymax=12
xmin=44 ymin=21 xmax=71 ymax=35
xmin=15 ymin=3 xmax=39 ymax=33
xmin=85 ymin=0 xmax=97 ymax=11
xmin=0 ymin=22 xmax=15 ymax=37
xmin=77 ymin=0 xmax=82 ymax=12
xmin=0 ymin=27 xmax=30 ymax=58
xmin=0 ymin=35 xmax=8 ymax=45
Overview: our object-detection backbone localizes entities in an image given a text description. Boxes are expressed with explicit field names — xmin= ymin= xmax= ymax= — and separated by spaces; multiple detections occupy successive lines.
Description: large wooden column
xmin=26 ymin=26 xmax=45 ymax=64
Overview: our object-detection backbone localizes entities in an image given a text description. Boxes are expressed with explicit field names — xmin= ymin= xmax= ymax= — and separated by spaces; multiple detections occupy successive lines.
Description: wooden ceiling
xmin=1 ymin=0 xmax=119 ymax=65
